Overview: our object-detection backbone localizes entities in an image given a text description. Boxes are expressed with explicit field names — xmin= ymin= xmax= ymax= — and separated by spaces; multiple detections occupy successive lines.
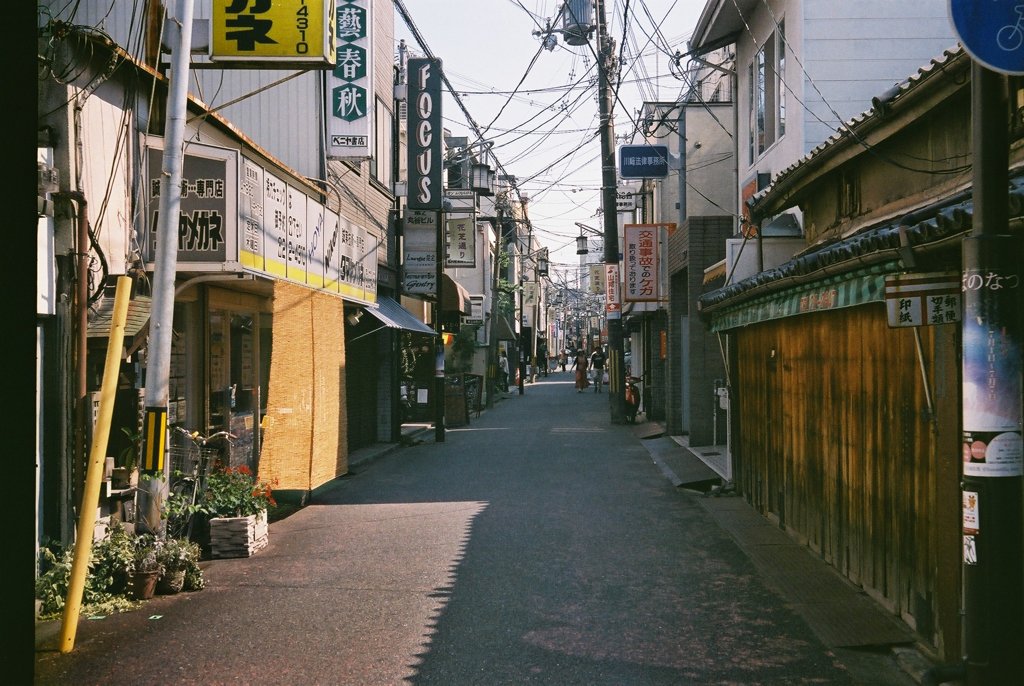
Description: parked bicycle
xmin=165 ymin=426 xmax=234 ymax=539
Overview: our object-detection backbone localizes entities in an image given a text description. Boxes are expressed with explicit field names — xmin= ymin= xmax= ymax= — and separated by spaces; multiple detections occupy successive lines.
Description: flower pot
xmin=208 ymin=510 xmax=268 ymax=559
xmin=130 ymin=570 xmax=160 ymax=600
xmin=157 ymin=569 xmax=186 ymax=595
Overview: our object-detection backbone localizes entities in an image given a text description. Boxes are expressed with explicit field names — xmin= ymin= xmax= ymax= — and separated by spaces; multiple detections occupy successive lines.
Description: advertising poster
xmin=962 ymin=236 xmax=1023 ymax=477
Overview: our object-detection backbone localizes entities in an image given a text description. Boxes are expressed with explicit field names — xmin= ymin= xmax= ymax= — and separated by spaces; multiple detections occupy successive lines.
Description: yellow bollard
xmin=59 ymin=275 xmax=133 ymax=653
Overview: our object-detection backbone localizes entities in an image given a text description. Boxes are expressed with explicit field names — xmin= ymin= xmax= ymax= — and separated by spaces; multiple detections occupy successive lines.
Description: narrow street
xmin=35 ymin=370 xmax=918 ymax=685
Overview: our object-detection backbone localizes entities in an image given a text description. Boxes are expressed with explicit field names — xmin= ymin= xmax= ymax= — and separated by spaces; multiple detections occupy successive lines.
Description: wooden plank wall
xmin=732 ymin=302 xmax=959 ymax=649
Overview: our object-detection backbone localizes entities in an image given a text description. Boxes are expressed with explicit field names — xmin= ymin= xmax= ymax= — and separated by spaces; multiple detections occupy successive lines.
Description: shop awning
xmin=364 ymin=296 xmax=436 ymax=335
xmin=87 ymin=295 xmax=152 ymax=339
xmin=441 ymin=274 xmax=472 ymax=315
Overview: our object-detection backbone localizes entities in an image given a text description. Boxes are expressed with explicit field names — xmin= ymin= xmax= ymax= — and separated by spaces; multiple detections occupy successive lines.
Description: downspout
xmin=54 ymin=191 xmax=90 ymax=510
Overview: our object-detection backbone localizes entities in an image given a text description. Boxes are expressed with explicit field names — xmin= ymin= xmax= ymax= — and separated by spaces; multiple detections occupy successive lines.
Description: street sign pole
xmin=960 ymin=62 xmax=1023 ymax=685
xmin=948 ymin=5 xmax=1024 ymax=681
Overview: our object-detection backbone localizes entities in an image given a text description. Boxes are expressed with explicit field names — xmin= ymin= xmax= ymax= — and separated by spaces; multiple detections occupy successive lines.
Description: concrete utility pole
xmin=139 ymin=0 xmax=195 ymax=533
xmin=595 ymin=0 xmax=625 ymax=423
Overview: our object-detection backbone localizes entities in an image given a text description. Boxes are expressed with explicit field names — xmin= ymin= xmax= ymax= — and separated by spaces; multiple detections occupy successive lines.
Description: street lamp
xmin=575 ymin=221 xmax=601 ymax=255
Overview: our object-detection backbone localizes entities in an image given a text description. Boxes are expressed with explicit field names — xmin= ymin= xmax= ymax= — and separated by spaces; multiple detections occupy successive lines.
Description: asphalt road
xmin=34 ymin=371 xmax=916 ymax=685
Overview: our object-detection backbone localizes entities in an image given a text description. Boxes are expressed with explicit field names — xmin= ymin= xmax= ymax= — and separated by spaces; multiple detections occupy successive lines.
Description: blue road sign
xmin=950 ymin=0 xmax=1024 ymax=74
xmin=619 ymin=144 xmax=670 ymax=179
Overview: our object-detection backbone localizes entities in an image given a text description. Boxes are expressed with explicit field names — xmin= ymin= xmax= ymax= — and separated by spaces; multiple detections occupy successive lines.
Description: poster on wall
xmin=263 ymin=170 xmax=289 ymax=278
xmin=239 ymin=158 xmax=265 ymax=271
xmin=286 ymin=186 xmax=308 ymax=284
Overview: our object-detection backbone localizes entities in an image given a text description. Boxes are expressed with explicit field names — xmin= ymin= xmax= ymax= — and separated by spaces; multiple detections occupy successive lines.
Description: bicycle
xmin=166 ymin=426 xmax=234 ymax=540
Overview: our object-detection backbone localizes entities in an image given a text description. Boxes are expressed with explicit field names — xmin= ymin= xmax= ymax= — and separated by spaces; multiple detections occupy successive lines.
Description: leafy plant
xmin=118 ymin=426 xmax=141 ymax=470
xmin=35 ymin=524 xmax=141 ymax=619
xmin=154 ymin=540 xmax=202 ymax=581
xmin=449 ymin=325 xmax=479 ymax=371
xmin=130 ymin=533 xmax=163 ymax=575
xmin=198 ymin=465 xmax=276 ymax=518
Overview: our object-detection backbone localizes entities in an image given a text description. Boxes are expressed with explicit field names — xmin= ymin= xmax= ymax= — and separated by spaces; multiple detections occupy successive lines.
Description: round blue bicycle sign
xmin=950 ymin=0 xmax=1024 ymax=74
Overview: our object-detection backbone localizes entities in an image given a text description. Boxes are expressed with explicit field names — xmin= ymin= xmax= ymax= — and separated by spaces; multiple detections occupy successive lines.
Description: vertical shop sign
xmin=624 ymin=224 xmax=659 ymax=302
xmin=446 ymin=216 xmax=476 ymax=267
xmin=407 ymin=57 xmax=443 ymax=210
xmin=403 ymin=209 xmax=437 ymax=294
xmin=328 ymin=0 xmax=373 ymax=158
xmin=239 ymin=158 xmax=265 ymax=270
xmin=286 ymin=186 xmax=308 ymax=284
xmin=605 ymin=264 xmax=621 ymax=319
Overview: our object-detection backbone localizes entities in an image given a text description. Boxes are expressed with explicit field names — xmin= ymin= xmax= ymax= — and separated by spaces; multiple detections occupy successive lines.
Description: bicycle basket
xmin=168 ymin=433 xmax=200 ymax=478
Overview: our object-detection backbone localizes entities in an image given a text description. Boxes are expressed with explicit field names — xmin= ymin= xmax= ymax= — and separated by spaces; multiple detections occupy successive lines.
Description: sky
xmin=394 ymin=0 xmax=707 ymax=278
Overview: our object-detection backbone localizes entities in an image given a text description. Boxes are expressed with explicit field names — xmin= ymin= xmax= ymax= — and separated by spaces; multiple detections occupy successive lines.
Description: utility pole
xmin=961 ymin=62 xmax=1023 ymax=685
xmin=139 ymin=0 xmax=195 ymax=533
xmin=595 ymin=0 xmax=625 ymax=423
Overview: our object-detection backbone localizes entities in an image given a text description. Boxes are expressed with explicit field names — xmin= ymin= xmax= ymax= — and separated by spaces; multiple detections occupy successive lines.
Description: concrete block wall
xmin=685 ymin=217 xmax=732 ymax=446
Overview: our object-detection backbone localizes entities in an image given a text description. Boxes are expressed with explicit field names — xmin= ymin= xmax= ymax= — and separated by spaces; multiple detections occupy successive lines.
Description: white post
xmin=139 ymin=0 xmax=195 ymax=533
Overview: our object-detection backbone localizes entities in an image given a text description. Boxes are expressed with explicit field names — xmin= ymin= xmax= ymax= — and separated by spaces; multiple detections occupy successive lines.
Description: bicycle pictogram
xmin=997 ymin=4 xmax=1024 ymax=52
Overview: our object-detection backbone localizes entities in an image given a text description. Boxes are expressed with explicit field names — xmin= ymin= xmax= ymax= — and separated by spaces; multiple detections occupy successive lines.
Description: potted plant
xmin=197 ymin=465 xmax=276 ymax=559
xmin=154 ymin=537 xmax=202 ymax=594
xmin=127 ymin=534 xmax=163 ymax=600
xmin=111 ymin=426 xmax=141 ymax=490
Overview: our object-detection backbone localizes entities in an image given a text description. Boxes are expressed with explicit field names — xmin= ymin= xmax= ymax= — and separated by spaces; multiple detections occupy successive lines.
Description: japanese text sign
xmin=211 ymin=0 xmax=335 ymax=66
xmin=328 ymin=0 xmax=373 ymax=158
xmin=884 ymin=271 xmax=961 ymax=328
xmin=624 ymin=224 xmax=660 ymax=302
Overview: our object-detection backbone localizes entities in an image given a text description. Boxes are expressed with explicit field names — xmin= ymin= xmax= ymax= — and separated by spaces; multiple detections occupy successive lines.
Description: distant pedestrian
xmin=558 ymin=351 xmax=567 ymax=372
xmin=571 ymin=349 xmax=589 ymax=393
xmin=589 ymin=346 xmax=607 ymax=393
xmin=498 ymin=350 xmax=509 ymax=391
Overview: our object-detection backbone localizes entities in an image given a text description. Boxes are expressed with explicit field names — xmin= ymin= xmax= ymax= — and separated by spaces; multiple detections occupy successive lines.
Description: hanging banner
xmin=589 ymin=264 xmax=606 ymax=294
xmin=624 ymin=224 xmax=660 ymax=302
xmin=211 ymin=0 xmax=335 ymax=67
xmin=605 ymin=264 xmax=621 ymax=319
xmin=407 ymin=57 xmax=443 ymax=210
xmin=446 ymin=215 xmax=476 ymax=267
xmin=328 ymin=0 xmax=373 ymax=158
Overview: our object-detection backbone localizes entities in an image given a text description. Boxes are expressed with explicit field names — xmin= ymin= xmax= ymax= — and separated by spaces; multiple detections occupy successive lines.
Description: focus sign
xmin=949 ymin=0 xmax=1024 ymax=74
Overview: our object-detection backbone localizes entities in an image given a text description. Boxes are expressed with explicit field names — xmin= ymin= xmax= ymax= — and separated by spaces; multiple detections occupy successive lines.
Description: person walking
xmin=571 ymin=348 xmax=589 ymax=393
xmin=498 ymin=350 xmax=510 ymax=392
xmin=589 ymin=346 xmax=607 ymax=393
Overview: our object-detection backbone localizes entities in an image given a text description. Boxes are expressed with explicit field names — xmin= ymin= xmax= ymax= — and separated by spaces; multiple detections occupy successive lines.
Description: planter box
xmin=208 ymin=510 xmax=268 ymax=559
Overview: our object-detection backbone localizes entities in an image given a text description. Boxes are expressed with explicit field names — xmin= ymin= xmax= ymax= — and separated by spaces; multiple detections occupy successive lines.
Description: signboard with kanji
xmin=618 ymin=144 xmax=669 ymax=179
xmin=624 ymin=224 xmax=660 ymax=302
xmin=328 ymin=0 xmax=373 ymax=158
xmin=446 ymin=215 xmax=476 ymax=267
xmin=211 ymin=0 xmax=335 ymax=66
xmin=884 ymin=271 xmax=961 ymax=328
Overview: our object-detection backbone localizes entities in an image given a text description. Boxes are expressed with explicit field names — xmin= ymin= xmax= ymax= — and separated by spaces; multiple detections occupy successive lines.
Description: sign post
xmin=949 ymin=4 xmax=1024 ymax=681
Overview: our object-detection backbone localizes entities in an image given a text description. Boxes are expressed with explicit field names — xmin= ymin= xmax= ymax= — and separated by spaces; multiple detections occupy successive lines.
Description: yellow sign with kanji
xmin=211 ymin=0 xmax=335 ymax=66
